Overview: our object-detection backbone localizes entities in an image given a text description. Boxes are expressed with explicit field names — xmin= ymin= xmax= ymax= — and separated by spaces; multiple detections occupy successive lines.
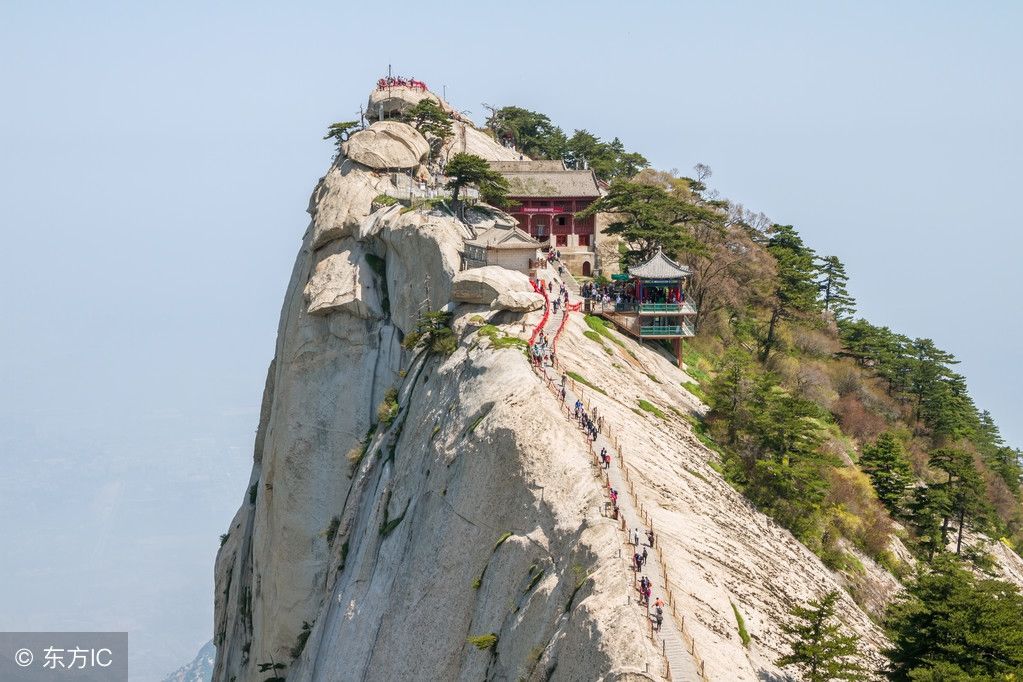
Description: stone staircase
xmin=529 ymin=282 xmax=704 ymax=681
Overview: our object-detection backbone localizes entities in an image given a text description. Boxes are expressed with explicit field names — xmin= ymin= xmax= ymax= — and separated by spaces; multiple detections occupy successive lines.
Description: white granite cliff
xmin=213 ymin=86 xmax=1022 ymax=682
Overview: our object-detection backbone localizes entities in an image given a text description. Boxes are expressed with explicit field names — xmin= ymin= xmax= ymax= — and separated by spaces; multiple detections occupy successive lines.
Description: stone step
xmin=531 ymin=307 xmax=703 ymax=681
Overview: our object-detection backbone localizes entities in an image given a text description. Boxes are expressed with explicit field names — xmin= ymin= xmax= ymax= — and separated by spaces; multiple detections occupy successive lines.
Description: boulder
xmin=464 ymin=205 xmax=519 ymax=232
xmin=451 ymin=266 xmax=534 ymax=306
xmin=307 ymin=160 xmax=384 ymax=248
xmin=367 ymin=85 xmax=444 ymax=120
xmin=379 ymin=211 xmax=465 ymax=335
xmin=342 ymin=121 xmax=429 ymax=170
xmin=493 ymin=290 xmax=545 ymax=312
xmin=303 ymin=244 xmax=384 ymax=319
xmin=442 ymin=121 xmax=523 ymax=162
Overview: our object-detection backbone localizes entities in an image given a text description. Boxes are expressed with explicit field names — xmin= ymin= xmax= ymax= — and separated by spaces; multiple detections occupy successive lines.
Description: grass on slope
xmin=478 ymin=324 xmax=528 ymax=350
xmin=682 ymin=380 xmax=709 ymax=403
xmin=637 ymin=399 xmax=666 ymax=419
xmin=682 ymin=343 xmax=715 ymax=385
xmin=731 ymin=601 xmax=751 ymax=648
xmin=584 ymin=315 xmax=625 ymax=347
xmin=583 ymin=330 xmax=614 ymax=355
xmin=467 ymin=633 xmax=498 ymax=651
xmin=567 ymin=371 xmax=607 ymax=396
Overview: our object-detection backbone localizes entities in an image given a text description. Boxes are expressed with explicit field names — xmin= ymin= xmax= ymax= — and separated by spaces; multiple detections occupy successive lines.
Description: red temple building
xmin=489 ymin=160 xmax=603 ymax=277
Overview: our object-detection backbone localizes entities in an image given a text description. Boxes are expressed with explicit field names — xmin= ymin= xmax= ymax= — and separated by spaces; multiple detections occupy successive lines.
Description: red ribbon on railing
xmin=528 ymin=280 xmax=551 ymax=348
xmin=551 ymin=294 xmax=580 ymax=355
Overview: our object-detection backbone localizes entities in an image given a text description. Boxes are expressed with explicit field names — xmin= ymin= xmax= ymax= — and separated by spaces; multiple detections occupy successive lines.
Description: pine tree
xmin=576 ymin=180 xmax=719 ymax=262
xmin=323 ymin=120 xmax=361 ymax=154
xmin=707 ymin=347 xmax=757 ymax=445
xmin=816 ymin=255 xmax=856 ymax=320
xmin=563 ymin=129 xmax=649 ymax=181
xmin=885 ymin=556 xmax=1023 ymax=680
xmin=745 ymin=380 xmax=833 ymax=539
xmin=484 ymin=106 xmax=566 ymax=159
xmin=401 ymin=99 xmax=453 ymax=142
xmin=859 ymin=432 xmax=914 ymax=514
xmin=929 ymin=448 xmax=991 ymax=555
xmin=760 ymin=225 xmax=821 ymax=362
xmin=443 ymin=153 xmax=509 ymax=206
xmin=974 ymin=411 xmax=1022 ymax=493
xmin=908 ymin=338 xmax=958 ymax=423
xmin=908 ymin=484 xmax=948 ymax=561
xmin=777 ymin=590 xmax=865 ymax=682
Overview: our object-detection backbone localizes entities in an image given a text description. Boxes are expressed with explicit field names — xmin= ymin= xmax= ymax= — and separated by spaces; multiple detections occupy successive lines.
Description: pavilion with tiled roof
xmin=463 ymin=224 xmax=541 ymax=273
xmin=595 ymin=248 xmax=697 ymax=366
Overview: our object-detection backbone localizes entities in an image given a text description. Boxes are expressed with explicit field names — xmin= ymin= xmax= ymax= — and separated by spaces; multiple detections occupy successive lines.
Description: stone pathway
xmin=529 ymin=272 xmax=703 ymax=681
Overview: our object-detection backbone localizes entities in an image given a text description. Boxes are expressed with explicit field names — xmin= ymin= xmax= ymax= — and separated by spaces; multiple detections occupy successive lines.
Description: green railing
xmin=639 ymin=323 xmax=696 ymax=337
xmin=639 ymin=302 xmax=683 ymax=312
xmin=636 ymin=301 xmax=697 ymax=315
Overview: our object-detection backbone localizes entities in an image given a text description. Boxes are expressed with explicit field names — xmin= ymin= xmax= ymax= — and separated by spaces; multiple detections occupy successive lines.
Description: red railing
xmin=528 ymin=279 xmax=551 ymax=348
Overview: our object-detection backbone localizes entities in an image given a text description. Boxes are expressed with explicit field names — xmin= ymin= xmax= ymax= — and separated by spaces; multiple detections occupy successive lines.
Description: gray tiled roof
xmin=465 ymin=225 xmax=540 ymax=250
xmin=503 ymin=171 xmax=602 ymax=198
xmin=489 ymin=160 xmax=602 ymax=198
xmin=489 ymin=160 xmax=568 ymax=172
xmin=628 ymin=249 xmax=691 ymax=279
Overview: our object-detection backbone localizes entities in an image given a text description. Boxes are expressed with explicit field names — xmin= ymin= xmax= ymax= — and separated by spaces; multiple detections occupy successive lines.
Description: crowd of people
xmin=530 ymin=260 xmax=670 ymax=641
xmin=531 ymin=330 xmax=553 ymax=367
xmin=376 ymin=75 xmax=428 ymax=90
xmin=572 ymin=398 xmax=600 ymax=442
xmin=632 ymin=532 xmax=663 ymax=630
xmin=580 ymin=281 xmax=687 ymax=312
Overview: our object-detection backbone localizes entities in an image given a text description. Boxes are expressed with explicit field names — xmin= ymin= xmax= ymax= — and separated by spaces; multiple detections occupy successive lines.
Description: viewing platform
xmin=621 ymin=301 xmax=698 ymax=316
xmin=589 ymin=249 xmax=697 ymax=365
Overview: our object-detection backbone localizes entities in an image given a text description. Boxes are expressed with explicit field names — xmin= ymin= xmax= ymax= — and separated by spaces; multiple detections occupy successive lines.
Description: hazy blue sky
xmin=1 ymin=1 xmax=1020 ymax=679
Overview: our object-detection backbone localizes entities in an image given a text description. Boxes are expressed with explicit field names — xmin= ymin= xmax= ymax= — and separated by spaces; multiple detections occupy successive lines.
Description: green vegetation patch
xmin=682 ymin=380 xmax=709 ymax=403
xmin=567 ymin=371 xmax=607 ymax=395
xmin=376 ymin=387 xmax=399 ymax=425
xmin=731 ymin=601 xmax=751 ymax=648
xmin=290 ymin=620 xmax=313 ymax=658
xmin=379 ymin=498 xmax=410 ymax=537
xmin=400 ymin=196 xmax=449 ymax=214
xmin=584 ymin=315 xmax=625 ymax=347
xmin=565 ymin=563 xmax=591 ymax=612
xmin=685 ymin=466 xmax=710 ymax=484
xmin=524 ymin=564 xmax=545 ymax=594
xmin=403 ymin=310 xmax=456 ymax=354
xmin=372 ymin=193 xmax=399 ymax=207
xmin=494 ymin=531 xmax=513 ymax=550
xmin=325 ymin=515 xmax=341 ymax=546
xmin=347 ymin=424 xmax=378 ymax=477
xmin=682 ymin=344 xmax=715 ymax=385
xmin=479 ymin=324 xmax=528 ymax=350
xmin=475 ymin=532 xmax=514 ymax=591
xmin=467 ymin=633 xmax=498 ymax=651
xmin=637 ymin=399 xmax=666 ymax=419
xmin=465 ymin=402 xmax=495 ymax=437
xmin=339 ymin=541 xmax=349 ymax=570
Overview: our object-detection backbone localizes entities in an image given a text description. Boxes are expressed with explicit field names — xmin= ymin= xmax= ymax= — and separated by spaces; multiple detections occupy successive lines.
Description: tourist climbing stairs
xmin=560 ymin=265 xmax=581 ymax=295
xmin=527 ymin=273 xmax=705 ymax=681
